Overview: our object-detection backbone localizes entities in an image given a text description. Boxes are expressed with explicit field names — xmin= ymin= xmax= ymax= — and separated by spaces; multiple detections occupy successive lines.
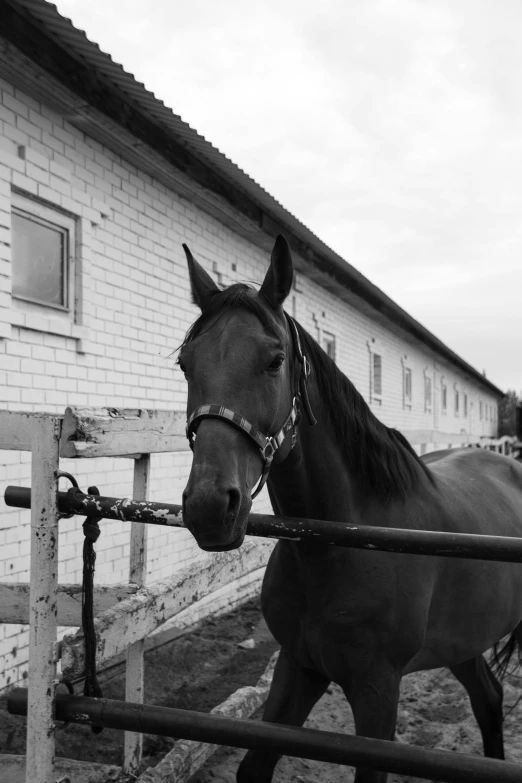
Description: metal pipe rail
xmin=6 ymin=485 xmax=522 ymax=562
xmin=7 ymin=688 xmax=521 ymax=783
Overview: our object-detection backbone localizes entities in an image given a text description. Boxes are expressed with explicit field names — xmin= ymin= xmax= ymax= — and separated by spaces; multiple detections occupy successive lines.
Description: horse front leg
xmin=342 ymin=661 xmax=401 ymax=783
xmin=237 ymin=647 xmax=330 ymax=783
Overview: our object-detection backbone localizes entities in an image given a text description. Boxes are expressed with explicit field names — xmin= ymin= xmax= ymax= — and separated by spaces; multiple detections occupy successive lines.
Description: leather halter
xmin=186 ymin=314 xmax=316 ymax=499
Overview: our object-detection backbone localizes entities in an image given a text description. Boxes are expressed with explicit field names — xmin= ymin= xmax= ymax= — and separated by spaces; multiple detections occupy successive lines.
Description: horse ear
xmin=183 ymin=244 xmax=219 ymax=311
xmin=259 ymin=235 xmax=294 ymax=309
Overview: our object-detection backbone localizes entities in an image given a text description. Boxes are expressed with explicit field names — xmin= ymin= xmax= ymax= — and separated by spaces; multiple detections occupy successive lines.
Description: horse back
xmin=423 ymin=447 xmax=522 ymax=537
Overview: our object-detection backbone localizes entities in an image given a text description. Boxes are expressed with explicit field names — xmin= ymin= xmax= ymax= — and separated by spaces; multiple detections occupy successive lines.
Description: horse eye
xmin=268 ymin=356 xmax=284 ymax=372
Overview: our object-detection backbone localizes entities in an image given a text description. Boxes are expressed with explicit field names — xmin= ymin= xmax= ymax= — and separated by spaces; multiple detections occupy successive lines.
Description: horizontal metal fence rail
xmin=7 ymin=689 xmax=522 ymax=783
xmin=6 ymin=485 xmax=522 ymax=562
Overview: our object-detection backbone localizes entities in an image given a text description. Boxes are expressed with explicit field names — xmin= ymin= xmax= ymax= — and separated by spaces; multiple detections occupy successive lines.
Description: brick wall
xmin=0 ymin=77 xmax=499 ymax=688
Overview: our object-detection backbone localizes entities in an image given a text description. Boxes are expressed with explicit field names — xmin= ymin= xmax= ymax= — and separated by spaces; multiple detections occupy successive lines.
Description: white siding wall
xmin=0 ymin=78 xmax=499 ymax=688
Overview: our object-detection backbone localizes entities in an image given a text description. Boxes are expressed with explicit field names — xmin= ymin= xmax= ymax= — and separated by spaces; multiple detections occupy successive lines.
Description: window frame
xmin=11 ymin=192 xmax=76 ymax=314
xmin=424 ymin=371 xmax=432 ymax=413
xmin=403 ymin=365 xmax=412 ymax=409
xmin=441 ymin=380 xmax=447 ymax=415
xmin=371 ymin=351 xmax=383 ymax=403
xmin=322 ymin=330 xmax=336 ymax=362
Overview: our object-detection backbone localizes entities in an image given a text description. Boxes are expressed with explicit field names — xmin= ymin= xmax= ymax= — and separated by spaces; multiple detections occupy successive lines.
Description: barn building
xmin=0 ymin=0 xmax=503 ymax=690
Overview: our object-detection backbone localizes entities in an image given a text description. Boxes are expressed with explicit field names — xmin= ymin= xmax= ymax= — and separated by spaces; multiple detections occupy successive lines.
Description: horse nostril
xmin=226 ymin=488 xmax=241 ymax=523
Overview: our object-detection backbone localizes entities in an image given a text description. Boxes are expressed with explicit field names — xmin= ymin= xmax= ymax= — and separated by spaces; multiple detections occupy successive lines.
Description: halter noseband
xmin=185 ymin=314 xmax=316 ymax=499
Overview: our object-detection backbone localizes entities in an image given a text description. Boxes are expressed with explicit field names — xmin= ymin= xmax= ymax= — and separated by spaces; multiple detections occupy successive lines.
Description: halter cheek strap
xmin=186 ymin=400 xmax=300 ymax=499
xmin=185 ymin=314 xmax=316 ymax=499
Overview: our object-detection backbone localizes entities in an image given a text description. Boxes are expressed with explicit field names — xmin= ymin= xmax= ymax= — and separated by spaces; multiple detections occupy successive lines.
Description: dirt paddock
xmin=1 ymin=597 xmax=521 ymax=782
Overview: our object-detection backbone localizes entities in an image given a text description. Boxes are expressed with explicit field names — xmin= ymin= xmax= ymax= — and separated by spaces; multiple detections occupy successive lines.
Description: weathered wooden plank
xmin=136 ymin=653 xmax=278 ymax=783
xmin=26 ymin=415 xmax=61 ymax=783
xmin=0 ymin=582 xmax=139 ymax=625
xmin=124 ymin=454 xmax=150 ymax=776
xmin=61 ymin=406 xmax=188 ymax=458
xmin=94 ymin=567 xmax=266 ymax=678
xmin=61 ymin=546 xmax=270 ymax=680
xmin=0 ymin=410 xmax=63 ymax=451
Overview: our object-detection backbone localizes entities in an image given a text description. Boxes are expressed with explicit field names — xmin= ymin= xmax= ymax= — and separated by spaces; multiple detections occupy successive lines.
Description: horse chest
xmin=261 ymin=543 xmax=412 ymax=676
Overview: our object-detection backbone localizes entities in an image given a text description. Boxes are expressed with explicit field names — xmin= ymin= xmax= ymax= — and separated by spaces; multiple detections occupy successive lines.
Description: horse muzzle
xmin=182 ymin=480 xmax=248 ymax=551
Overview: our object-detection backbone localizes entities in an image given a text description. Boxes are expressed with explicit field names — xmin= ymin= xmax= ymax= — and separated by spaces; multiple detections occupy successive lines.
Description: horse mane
xmin=178 ymin=283 xmax=434 ymax=502
xmin=293 ymin=320 xmax=435 ymax=502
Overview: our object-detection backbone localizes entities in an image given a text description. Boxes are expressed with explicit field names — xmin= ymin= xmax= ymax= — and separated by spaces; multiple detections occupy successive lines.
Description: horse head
xmin=180 ymin=236 xmax=301 ymax=551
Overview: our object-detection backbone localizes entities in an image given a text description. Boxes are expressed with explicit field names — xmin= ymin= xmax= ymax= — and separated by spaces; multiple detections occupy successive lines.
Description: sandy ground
xmin=191 ymin=659 xmax=522 ymax=783
xmin=1 ymin=598 xmax=521 ymax=782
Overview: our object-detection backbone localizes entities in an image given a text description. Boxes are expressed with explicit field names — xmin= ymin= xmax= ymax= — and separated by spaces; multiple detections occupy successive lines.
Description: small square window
xmin=322 ymin=331 xmax=336 ymax=362
xmin=403 ymin=367 xmax=412 ymax=407
xmin=11 ymin=193 xmax=75 ymax=312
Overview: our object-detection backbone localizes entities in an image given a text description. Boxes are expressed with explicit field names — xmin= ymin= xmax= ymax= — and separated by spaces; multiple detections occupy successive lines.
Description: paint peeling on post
xmin=124 ymin=454 xmax=150 ymax=776
xmin=27 ymin=415 xmax=62 ymax=783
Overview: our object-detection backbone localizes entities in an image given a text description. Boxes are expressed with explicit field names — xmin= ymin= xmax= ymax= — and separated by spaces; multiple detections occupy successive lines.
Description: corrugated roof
xmin=3 ymin=0 xmax=504 ymax=396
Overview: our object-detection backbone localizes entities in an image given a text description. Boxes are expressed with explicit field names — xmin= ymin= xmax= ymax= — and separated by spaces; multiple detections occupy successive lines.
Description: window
xmin=367 ymin=339 xmax=383 ymax=404
xmin=12 ymin=194 xmax=75 ymax=311
xmin=479 ymin=401 xmax=483 ymax=420
xmin=485 ymin=405 xmax=489 ymax=421
xmin=403 ymin=366 xmax=412 ymax=407
xmin=322 ymin=331 xmax=336 ymax=362
xmin=293 ymin=272 xmax=304 ymax=293
xmin=441 ymin=382 xmax=447 ymax=414
xmin=463 ymin=394 xmax=468 ymax=417
xmin=424 ymin=373 xmax=432 ymax=412
xmin=372 ymin=353 xmax=382 ymax=399
xmin=455 ymin=389 xmax=459 ymax=416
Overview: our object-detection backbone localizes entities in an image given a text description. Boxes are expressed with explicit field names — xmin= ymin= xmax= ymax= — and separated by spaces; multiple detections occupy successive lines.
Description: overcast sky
xmin=56 ymin=0 xmax=522 ymax=393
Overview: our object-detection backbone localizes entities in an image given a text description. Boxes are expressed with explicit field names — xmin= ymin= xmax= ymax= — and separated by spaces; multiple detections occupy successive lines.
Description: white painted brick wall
xmin=0 ymin=78 xmax=499 ymax=688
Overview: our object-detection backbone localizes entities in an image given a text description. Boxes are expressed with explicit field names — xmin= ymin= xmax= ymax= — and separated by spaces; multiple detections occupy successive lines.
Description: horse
xmin=178 ymin=235 xmax=522 ymax=783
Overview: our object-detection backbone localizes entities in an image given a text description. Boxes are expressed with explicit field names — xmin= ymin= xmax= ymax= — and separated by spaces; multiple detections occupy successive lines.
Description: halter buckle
xmin=261 ymin=436 xmax=277 ymax=462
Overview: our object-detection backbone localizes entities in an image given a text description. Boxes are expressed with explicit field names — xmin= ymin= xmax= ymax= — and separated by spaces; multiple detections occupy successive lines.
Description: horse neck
xmin=268 ymin=391 xmax=366 ymax=524
xmin=268 ymin=377 xmax=428 ymax=525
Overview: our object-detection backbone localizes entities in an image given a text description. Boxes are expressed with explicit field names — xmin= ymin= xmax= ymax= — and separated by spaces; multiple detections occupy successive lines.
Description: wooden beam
xmin=0 ymin=582 xmax=140 ymax=626
xmin=61 ymin=546 xmax=270 ymax=680
xmin=61 ymin=407 xmax=188 ymax=458
xmin=0 ymin=411 xmax=63 ymax=452
xmin=124 ymin=455 xmax=150 ymax=776
xmin=26 ymin=415 xmax=61 ymax=783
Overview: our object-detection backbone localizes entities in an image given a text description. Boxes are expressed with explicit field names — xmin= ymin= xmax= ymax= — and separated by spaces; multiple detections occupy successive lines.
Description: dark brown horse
xmin=179 ymin=236 xmax=522 ymax=782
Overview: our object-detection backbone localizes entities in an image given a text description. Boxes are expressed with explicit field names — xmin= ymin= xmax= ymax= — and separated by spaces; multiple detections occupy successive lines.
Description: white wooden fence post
xmin=123 ymin=453 xmax=150 ymax=776
xmin=26 ymin=415 xmax=61 ymax=783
